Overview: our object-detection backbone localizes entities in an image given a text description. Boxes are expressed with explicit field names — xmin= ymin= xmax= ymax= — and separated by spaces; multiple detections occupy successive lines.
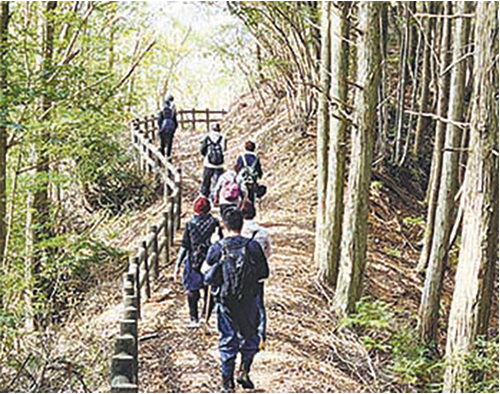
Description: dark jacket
xmin=177 ymin=214 xmax=222 ymax=291
xmin=157 ymin=104 xmax=178 ymax=130
xmin=205 ymin=235 xmax=269 ymax=299
xmin=236 ymin=152 xmax=263 ymax=179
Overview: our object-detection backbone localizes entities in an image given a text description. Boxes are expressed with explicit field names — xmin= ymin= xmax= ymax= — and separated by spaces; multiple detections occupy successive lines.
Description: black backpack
xmin=163 ymin=106 xmax=174 ymax=120
xmin=219 ymin=238 xmax=258 ymax=304
xmin=208 ymin=136 xmax=224 ymax=166
xmin=188 ymin=222 xmax=211 ymax=272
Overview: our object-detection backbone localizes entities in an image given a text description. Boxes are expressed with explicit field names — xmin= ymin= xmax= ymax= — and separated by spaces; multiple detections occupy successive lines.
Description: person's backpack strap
xmin=242 ymin=153 xmax=256 ymax=171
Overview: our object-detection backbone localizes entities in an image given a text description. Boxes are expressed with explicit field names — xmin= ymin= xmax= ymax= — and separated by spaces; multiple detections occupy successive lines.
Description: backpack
xmin=207 ymin=136 xmax=224 ymax=166
xmin=188 ymin=221 xmax=211 ymax=272
xmin=221 ymin=175 xmax=241 ymax=201
xmin=239 ymin=154 xmax=258 ymax=186
xmin=163 ymin=106 xmax=174 ymax=120
xmin=219 ymin=238 xmax=258 ymax=304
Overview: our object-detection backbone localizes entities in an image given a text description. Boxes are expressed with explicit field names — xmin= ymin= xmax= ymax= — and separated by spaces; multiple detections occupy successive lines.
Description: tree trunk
xmin=393 ymin=3 xmax=410 ymax=164
xmin=321 ymin=1 xmax=349 ymax=286
xmin=30 ymin=1 xmax=57 ymax=328
xmin=375 ymin=2 xmax=389 ymax=163
xmin=334 ymin=1 xmax=381 ymax=313
xmin=416 ymin=1 xmax=452 ymax=273
xmin=443 ymin=3 xmax=499 ymax=390
xmin=418 ymin=1 xmax=472 ymax=346
xmin=0 ymin=1 xmax=9 ymax=272
xmin=413 ymin=1 xmax=436 ymax=159
xmin=314 ymin=1 xmax=331 ymax=269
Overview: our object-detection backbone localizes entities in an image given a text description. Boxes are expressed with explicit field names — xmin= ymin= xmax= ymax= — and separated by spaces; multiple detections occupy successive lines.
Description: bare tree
xmin=418 ymin=1 xmax=472 ymax=346
xmin=443 ymin=2 xmax=499 ymax=391
xmin=334 ymin=1 xmax=381 ymax=313
xmin=321 ymin=1 xmax=350 ymax=285
xmin=417 ymin=1 xmax=453 ymax=273
xmin=314 ymin=1 xmax=331 ymax=269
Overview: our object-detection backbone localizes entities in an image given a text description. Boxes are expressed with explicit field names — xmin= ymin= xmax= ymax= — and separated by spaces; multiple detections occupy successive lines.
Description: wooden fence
xmin=131 ymin=108 xmax=226 ymax=145
xmin=109 ymin=117 xmax=184 ymax=393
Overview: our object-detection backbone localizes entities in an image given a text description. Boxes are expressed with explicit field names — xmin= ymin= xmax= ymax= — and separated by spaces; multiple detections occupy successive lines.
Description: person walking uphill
xmin=236 ymin=141 xmax=264 ymax=204
xmin=214 ymin=165 xmax=246 ymax=218
xmin=203 ymin=208 xmax=269 ymax=392
xmin=200 ymin=123 xmax=226 ymax=199
xmin=174 ymin=196 xmax=222 ymax=327
xmin=157 ymin=95 xmax=178 ymax=158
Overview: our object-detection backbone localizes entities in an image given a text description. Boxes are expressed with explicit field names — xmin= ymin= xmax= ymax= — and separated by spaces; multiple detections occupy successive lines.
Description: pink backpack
xmin=221 ymin=176 xmax=241 ymax=201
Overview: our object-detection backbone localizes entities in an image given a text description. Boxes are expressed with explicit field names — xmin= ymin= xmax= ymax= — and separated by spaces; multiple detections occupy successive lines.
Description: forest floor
xmin=82 ymin=89 xmax=497 ymax=393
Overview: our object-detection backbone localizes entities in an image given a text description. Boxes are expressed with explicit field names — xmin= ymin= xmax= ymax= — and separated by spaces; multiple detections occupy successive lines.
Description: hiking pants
xmin=187 ymin=290 xmax=200 ymax=322
xmin=216 ymin=301 xmax=260 ymax=377
xmin=257 ymin=284 xmax=266 ymax=342
xmin=201 ymin=167 xmax=223 ymax=198
xmin=187 ymin=286 xmax=214 ymax=322
xmin=159 ymin=129 xmax=175 ymax=158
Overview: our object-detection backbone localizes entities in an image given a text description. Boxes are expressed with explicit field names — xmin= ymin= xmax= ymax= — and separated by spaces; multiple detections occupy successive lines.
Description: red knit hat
xmin=193 ymin=196 xmax=211 ymax=215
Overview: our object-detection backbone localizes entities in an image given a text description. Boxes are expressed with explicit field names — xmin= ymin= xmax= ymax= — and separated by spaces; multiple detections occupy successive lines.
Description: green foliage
xmin=385 ymin=247 xmax=402 ymax=258
xmin=402 ymin=216 xmax=424 ymax=226
xmin=340 ymin=298 xmax=444 ymax=391
xmin=464 ymin=336 xmax=499 ymax=393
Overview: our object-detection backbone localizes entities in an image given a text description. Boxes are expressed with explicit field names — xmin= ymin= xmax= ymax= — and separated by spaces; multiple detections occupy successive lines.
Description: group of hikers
xmin=158 ymin=97 xmax=271 ymax=392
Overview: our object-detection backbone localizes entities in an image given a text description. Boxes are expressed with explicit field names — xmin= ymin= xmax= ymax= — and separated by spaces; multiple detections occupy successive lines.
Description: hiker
xmin=200 ymin=123 xmax=225 ymax=199
xmin=213 ymin=165 xmax=246 ymax=218
xmin=240 ymin=200 xmax=271 ymax=350
xmin=157 ymin=95 xmax=178 ymax=158
xmin=235 ymin=141 xmax=265 ymax=204
xmin=203 ymin=208 xmax=269 ymax=392
xmin=174 ymin=195 xmax=222 ymax=327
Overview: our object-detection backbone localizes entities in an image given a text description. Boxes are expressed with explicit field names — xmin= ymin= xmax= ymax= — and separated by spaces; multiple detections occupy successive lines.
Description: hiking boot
xmin=222 ymin=374 xmax=235 ymax=393
xmin=187 ymin=319 xmax=200 ymax=328
xmin=236 ymin=371 xmax=255 ymax=390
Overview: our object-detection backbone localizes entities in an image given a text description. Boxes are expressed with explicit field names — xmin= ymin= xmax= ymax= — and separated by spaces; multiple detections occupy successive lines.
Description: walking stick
xmin=202 ymin=285 xmax=212 ymax=336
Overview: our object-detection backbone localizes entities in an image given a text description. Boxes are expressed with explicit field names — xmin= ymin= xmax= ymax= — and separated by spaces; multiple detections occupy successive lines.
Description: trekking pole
xmin=203 ymin=285 xmax=212 ymax=335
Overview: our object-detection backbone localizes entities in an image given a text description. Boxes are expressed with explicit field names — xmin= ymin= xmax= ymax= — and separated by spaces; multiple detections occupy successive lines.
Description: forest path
xmin=135 ymin=205 xmax=365 ymax=393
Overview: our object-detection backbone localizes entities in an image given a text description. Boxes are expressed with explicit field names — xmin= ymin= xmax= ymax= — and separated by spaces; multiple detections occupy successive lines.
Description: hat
xmin=211 ymin=123 xmax=221 ymax=132
xmin=193 ymin=195 xmax=211 ymax=215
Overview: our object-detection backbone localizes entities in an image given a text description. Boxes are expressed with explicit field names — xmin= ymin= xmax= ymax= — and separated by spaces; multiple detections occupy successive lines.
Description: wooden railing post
xmin=205 ymin=108 xmax=210 ymax=132
xmin=140 ymin=240 xmax=151 ymax=300
xmin=129 ymin=257 xmax=140 ymax=319
xmin=180 ymin=110 xmax=184 ymax=131
xmin=168 ymin=191 xmax=175 ymax=247
xmin=175 ymin=168 xmax=182 ymax=231
xmin=163 ymin=211 xmax=170 ymax=265
xmin=191 ymin=108 xmax=196 ymax=130
xmin=150 ymin=225 xmax=159 ymax=280
xmin=120 ymin=319 xmax=138 ymax=388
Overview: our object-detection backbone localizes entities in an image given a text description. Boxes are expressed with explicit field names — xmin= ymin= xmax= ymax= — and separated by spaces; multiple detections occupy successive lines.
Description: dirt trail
xmin=135 ymin=205 xmax=366 ymax=393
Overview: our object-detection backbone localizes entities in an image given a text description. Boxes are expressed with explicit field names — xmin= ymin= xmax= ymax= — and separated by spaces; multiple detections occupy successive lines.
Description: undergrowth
xmin=340 ymin=298 xmax=499 ymax=392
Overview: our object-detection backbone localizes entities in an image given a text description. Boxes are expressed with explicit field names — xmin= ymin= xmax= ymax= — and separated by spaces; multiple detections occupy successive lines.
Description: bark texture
xmin=443 ymin=2 xmax=499 ymax=391
xmin=334 ymin=1 xmax=380 ymax=313
xmin=314 ymin=1 xmax=331 ymax=269
xmin=321 ymin=1 xmax=349 ymax=286
xmin=417 ymin=1 xmax=453 ymax=273
xmin=418 ymin=1 xmax=471 ymax=346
